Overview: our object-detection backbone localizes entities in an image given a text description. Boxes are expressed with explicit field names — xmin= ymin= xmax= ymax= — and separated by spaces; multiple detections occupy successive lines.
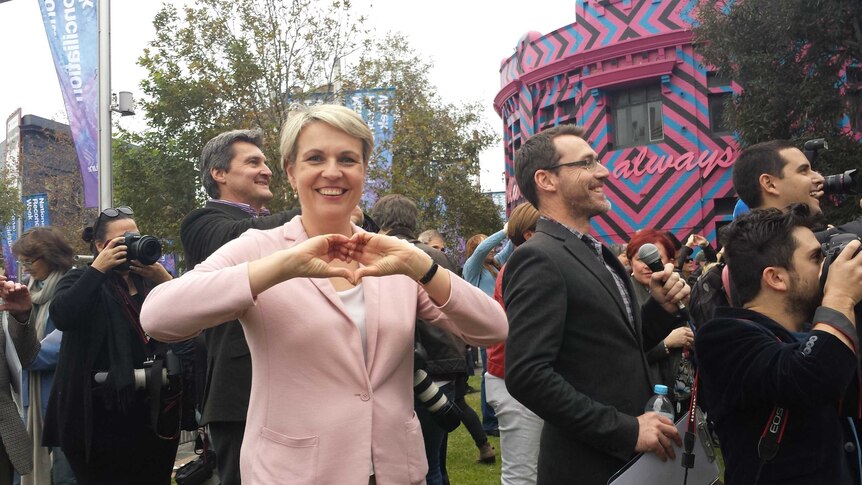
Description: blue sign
xmin=1 ymin=221 xmax=18 ymax=282
xmin=344 ymin=88 xmax=395 ymax=206
xmin=23 ymin=193 xmax=51 ymax=230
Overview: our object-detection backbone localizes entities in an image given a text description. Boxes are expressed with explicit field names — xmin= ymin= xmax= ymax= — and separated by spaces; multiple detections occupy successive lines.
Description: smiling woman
xmin=141 ymin=104 xmax=509 ymax=485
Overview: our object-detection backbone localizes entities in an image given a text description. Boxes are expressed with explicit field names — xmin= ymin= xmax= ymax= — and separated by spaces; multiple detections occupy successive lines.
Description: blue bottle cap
xmin=653 ymin=384 xmax=669 ymax=395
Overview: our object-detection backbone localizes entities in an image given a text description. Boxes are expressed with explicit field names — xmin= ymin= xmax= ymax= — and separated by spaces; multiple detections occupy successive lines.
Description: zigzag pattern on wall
xmin=501 ymin=0 xmax=699 ymax=86
xmin=499 ymin=2 xmax=738 ymax=244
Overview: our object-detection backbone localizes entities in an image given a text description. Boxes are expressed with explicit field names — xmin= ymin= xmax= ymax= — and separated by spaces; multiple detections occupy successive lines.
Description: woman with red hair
xmin=626 ymin=229 xmax=693 ymax=418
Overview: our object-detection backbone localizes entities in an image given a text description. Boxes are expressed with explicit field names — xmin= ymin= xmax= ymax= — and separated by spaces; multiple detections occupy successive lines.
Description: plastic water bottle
xmin=645 ymin=384 xmax=675 ymax=421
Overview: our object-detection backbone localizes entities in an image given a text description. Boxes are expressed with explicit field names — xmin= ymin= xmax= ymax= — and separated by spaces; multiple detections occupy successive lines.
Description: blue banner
xmin=1 ymin=222 xmax=19 ymax=282
xmin=39 ymin=0 xmax=99 ymax=208
xmin=344 ymin=88 xmax=395 ymax=206
xmin=23 ymin=193 xmax=51 ymax=231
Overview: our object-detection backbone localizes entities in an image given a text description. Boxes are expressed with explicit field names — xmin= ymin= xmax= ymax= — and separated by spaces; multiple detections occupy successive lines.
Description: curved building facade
xmin=495 ymin=0 xmax=736 ymax=243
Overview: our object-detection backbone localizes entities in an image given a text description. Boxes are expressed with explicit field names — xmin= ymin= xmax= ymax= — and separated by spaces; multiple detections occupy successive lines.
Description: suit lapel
xmin=541 ymin=221 xmax=638 ymax=338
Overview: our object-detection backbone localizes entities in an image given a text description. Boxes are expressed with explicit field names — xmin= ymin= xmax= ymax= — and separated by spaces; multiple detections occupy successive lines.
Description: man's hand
xmin=649 ymin=263 xmax=690 ymax=314
xmin=635 ymin=412 xmax=681 ymax=461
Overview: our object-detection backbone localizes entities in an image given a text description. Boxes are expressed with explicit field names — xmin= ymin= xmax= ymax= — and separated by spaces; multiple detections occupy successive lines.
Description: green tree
xmin=0 ymin=168 xmax=22 ymax=228
xmin=694 ymin=0 xmax=862 ymax=222
xmin=348 ymin=34 xmax=503 ymax=256
xmin=114 ymin=0 xmax=367 ymax=253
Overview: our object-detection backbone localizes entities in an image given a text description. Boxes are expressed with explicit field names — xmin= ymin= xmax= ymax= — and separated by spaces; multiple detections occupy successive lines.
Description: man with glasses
xmin=180 ymin=129 xmax=299 ymax=485
xmin=503 ymin=125 xmax=689 ymax=484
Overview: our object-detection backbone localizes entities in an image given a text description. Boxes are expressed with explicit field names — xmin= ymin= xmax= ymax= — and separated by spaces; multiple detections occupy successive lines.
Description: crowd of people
xmin=0 ymin=103 xmax=860 ymax=485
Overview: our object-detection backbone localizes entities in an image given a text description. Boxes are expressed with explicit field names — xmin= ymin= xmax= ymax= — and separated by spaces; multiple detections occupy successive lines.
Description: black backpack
xmin=688 ymin=262 xmax=738 ymax=329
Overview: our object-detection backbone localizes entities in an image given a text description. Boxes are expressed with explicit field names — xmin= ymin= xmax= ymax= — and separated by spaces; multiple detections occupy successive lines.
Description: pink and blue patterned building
xmin=495 ymin=0 xmax=737 ymax=243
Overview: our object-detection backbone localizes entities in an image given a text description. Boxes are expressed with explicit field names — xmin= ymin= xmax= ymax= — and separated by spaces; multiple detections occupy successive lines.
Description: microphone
xmin=638 ymin=243 xmax=691 ymax=318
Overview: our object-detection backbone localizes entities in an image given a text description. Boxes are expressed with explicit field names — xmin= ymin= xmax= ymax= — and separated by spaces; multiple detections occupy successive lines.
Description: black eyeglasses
xmin=93 ymin=206 xmax=134 ymax=236
xmin=546 ymin=158 xmax=601 ymax=171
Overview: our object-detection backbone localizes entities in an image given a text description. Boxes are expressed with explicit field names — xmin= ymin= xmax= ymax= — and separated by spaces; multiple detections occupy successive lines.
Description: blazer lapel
xmin=541 ymin=221 xmax=637 ymax=338
xmin=361 ymin=276 xmax=380 ymax=374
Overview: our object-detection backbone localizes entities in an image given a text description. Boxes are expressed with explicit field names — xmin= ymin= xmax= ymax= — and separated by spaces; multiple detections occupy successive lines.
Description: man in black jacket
xmin=503 ymin=124 xmax=688 ymax=484
xmin=181 ymin=129 xmax=299 ymax=484
xmin=695 ymin=205 xmax=862 ymax=485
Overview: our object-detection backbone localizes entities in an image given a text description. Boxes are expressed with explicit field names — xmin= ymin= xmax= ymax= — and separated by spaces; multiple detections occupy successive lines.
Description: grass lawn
xmin=445 ymin=375 xmax=503 ymax=484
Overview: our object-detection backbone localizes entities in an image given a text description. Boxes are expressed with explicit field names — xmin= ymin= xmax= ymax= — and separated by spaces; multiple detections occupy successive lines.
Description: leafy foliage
xmin=348 ymin=34 xmax=503 ymax=256
xmin=117 ymin=3 xmax=501 ymax=260
xmin=114 ymin=0 xmax=366 ymax=251
xmin=0 ymin=168 xmax=22 ymax=228
xmin=694 ymin=0 xmax=862 ymax=222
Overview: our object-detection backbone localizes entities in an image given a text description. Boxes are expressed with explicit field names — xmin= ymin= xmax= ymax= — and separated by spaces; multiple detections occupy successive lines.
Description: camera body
xmin=819 ymin=233 xmax=862 ymax=290
xmin=120 ymin=231 xmax=163 ymax=269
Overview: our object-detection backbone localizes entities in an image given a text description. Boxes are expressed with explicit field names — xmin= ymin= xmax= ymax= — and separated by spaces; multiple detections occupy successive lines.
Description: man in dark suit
xmin=503 ymin=124 xmax=688 ymax=485
xmin=181 ymin=129 xmax=299 ymax=484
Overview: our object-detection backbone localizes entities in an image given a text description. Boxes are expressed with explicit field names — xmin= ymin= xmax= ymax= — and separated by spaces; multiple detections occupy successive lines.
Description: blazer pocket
xmin=404 ymin=413 xmax=428 ymax=484
xmin=251 ymin=427 xmax=319 ymax=484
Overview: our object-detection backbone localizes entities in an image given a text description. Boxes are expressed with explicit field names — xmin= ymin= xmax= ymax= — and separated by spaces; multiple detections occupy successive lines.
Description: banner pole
xmin=98 ymin=0 xmax=112 ymax=211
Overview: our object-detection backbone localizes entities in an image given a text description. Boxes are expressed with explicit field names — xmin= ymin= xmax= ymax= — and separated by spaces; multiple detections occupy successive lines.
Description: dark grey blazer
xmin=180 ymin=201 xmax=300 ymax=424
xmin=503 ymin=219 xmax=677 ymax=485
xmin=1 ymin=312 xmax=39 ymax=475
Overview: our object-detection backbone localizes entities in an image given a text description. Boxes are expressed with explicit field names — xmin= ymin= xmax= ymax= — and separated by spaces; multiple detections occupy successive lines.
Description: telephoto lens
xmin=413 ymin=343 xmax=462 ymax=432
xmin=823 ymin=169 xmax=862 ymax=196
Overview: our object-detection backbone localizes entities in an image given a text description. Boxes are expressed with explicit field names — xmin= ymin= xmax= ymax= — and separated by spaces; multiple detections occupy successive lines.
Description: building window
xmin=709 ymin=93 xmax=732 ymax=134
xmin=539 ymin=105 xmax=555 ymax=125
xmin=707 ymin=71 xmax=731 ymax=88
xmin=611 ymin=84 xmax=663 ymax=148
xmin=559 ymin=98 xmax=577 ymax=120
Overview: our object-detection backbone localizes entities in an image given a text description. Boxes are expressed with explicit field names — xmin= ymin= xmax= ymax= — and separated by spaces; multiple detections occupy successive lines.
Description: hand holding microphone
xmin=638 ymin=243 xmax=691 ymax=316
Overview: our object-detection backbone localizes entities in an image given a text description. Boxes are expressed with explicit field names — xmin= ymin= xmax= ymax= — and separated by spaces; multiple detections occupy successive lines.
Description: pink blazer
xmin=141 ymin=217 xmax=508 ymax=484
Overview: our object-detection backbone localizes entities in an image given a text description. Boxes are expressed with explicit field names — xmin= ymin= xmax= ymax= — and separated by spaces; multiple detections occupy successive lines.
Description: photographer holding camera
xmin=695 ymin=205 xmax=862 ymax=485
xmin=41 ymin=206 xmax=179 ymax=484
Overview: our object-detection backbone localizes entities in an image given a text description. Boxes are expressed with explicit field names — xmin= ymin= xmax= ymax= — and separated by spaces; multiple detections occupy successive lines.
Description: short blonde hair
xmin=280 ymin=104 xmax=374 ymax=169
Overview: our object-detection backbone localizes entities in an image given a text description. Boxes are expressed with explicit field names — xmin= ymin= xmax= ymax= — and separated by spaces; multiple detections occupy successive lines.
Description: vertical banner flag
xmin=1 ymin=224 xmax=18 ymax=283
xmin=39 ymin=0 xmax=99 ymax=208
xmin=344 ymin=88 xmax=395 ymax=207
xmin=2 ymin=110 xmax=22 ymax=281
xmin=23 ymin=194 xmax=51 ymax=231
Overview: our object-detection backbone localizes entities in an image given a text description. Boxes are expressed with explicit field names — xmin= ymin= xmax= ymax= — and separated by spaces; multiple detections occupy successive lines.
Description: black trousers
xmin=209 ymin=420 xmax=246 ymax=485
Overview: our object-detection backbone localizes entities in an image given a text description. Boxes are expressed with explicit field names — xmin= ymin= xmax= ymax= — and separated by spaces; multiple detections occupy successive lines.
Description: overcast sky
xmin=0 ymin=0 xmax=575 ymax=192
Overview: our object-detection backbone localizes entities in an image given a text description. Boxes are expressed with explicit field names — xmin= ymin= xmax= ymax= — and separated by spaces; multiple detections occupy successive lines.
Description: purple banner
xmin=39 ymin=0 xmax=99 ymax=208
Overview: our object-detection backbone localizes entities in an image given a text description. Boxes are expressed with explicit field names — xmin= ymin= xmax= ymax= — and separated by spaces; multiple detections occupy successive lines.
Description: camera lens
xmin=132 ymin=235 xmax=163 ymax=265
xmin=823 ymin=169 xmax=861 ymax=196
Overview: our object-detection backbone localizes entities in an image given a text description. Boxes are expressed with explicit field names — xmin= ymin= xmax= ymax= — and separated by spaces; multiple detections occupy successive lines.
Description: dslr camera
xmin=120 ymin=232 xmax=163 ymax=270
xmin=819 ymin=233 xmax=862 ymax=290
xmin=414 ymin=342 xmax=462 ymax=432
xmin=802 ymin=138 xmax=862 ymax=196
xmin=823 ymin=169 xmax=862 ymax=196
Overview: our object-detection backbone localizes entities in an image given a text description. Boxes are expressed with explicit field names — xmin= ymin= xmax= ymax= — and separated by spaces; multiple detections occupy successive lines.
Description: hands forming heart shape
xmin=287 ymin=232 xmax=431 ymax=285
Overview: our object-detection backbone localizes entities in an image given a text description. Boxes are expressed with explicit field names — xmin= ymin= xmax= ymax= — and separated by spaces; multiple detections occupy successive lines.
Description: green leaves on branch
xmin=694 ymin=0 xmax=862 ymax=223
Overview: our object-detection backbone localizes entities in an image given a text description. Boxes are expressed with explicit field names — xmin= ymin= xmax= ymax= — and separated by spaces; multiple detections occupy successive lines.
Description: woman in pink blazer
xmin=141 ymin=104 xmax=508 ymax=484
